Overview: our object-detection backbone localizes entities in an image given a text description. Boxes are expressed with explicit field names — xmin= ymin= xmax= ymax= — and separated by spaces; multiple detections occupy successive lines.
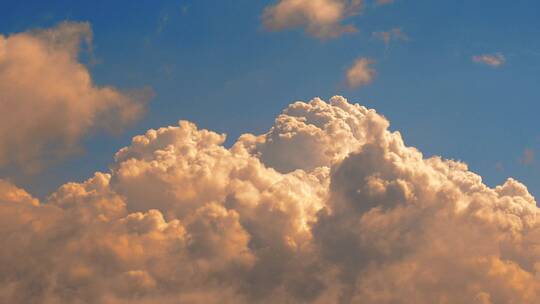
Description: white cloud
xmin=1 ymin=96 xmax=540 ymax=303
xmin=345 ymin=57 xmax=376 ymax=89
xmin=262 ymin=0 xmax=363 ymax=39
xmin=472 ymin=53 xmax=506 ymax=67
xmin=0 ymin=22 xmax=152 ymax=171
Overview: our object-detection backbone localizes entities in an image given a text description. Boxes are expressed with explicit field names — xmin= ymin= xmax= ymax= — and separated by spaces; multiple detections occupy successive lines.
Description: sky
xmin=1 ymin=0 xmax=539 ymax=198
xmin=2 ymin=1 xmax=540 ymax=303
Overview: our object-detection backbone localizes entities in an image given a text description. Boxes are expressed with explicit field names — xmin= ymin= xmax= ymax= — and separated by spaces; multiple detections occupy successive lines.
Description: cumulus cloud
xmin=345 ymin=57 xmax=376 ymax=89
xmin=0 ymin=22 xmax=152 ymax=171
xmin=239 ymin=97 xmax=388 ymax=173
xmin=262 ymin=0 xmax=363 ymax=39
xmin=1 ymin=96 xmax=540 ymax=303
xmin=472 ymin=53 xmax=506 ymax=67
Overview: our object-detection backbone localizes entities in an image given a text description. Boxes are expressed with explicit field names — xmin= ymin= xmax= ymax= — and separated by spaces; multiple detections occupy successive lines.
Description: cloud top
xmin=1 ymin=96 xmax=540 ymax=303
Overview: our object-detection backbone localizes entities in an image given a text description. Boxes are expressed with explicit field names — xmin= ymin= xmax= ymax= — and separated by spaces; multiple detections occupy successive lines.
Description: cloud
xmin=520 ymin=148 xmax=535 ymax=165
xmin=1 ymin=96 xmax=540 ymax=303
xmin=0 ymin=22 xmax=152 ymax=171
xmin=472 ymin=53 xmax=506 ymax=67
xmin=239 ymin=97 xmax=388 ymax=173
xmin=345 ymin=57 xmax=376 ymax=89
xmin=372 ymin=27 xmax=408 ymax=46
xmin=0 ymin=179 xmax=39 ymax=206
xmin=262 ymin=0 xmax=363 ymax=39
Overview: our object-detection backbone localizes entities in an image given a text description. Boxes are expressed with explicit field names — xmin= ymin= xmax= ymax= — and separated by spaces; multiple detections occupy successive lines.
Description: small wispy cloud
xmin=181 ymin=4 xmax=189 ymax=15
xmin=156 ymin=12 xmax=170 ymax=34
xmin=345 ymin=57 xmax=376 ymax=89
xmin=519 ymin=148 xmax=535 ymax=165
xmin=372 ymin=27 xmax=408 ymax=46
xmin=156 ymin=5 xmax=189 ymax=35
xmin=472 ymin=53 xmax=505 ymax=67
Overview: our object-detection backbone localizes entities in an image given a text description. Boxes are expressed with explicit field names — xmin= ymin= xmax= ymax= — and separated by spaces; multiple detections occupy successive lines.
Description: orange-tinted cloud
xmin=345 ymin=57 xmax=376 ymax=89
xmin=1 ymin=96 xmax=540 ymax=303
xmin=262 ymin=0 xmax=363 ymax=39
xmin=0 ymin=22 xmax=152 ymax=171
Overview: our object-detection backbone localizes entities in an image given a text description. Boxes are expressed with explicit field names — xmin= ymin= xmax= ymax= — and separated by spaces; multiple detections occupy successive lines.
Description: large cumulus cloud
xmin=1 ymin=96 xmax=540 ymax=303
xmin=0 ymin=22 xmax=152 ymax=170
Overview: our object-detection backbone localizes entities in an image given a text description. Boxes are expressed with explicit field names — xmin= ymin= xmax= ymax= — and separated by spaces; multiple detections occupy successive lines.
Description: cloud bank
xmin=0 ymin=22 xmax=152 ymax=171
xmin=262 ymin=0 xmax=363 ymax=39
xmin=1 ymin=96 xmax=540 ymax=303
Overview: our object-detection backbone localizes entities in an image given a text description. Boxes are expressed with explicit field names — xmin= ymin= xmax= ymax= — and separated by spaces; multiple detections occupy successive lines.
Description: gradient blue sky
xmin=2 ymin=0 xmax=539 ymax=198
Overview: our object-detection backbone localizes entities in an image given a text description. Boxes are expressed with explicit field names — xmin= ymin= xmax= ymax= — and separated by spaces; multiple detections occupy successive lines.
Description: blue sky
xmin=1 ymin=0 xmax=540 ymax=198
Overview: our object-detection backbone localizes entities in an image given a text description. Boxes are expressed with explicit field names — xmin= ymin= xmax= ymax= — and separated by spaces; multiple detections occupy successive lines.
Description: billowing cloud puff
xmin=0 ymin=22 xmax=152 ymax=171
xmin=0 ymin=179 xmax=39 ymax=206
xmin=262 ymin=0 xmax=363 ymax=39
xmin=239 ymin=96 xmax=388 ymax=173
xmin=1 ymin=96 xmax=540 ymax=303
xmin=345 ymin=57 xmax=376 ymax=89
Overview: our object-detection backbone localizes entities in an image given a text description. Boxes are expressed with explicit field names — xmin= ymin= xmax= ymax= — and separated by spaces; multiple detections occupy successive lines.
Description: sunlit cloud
xmin=262 ymin=0 xmax=363 ymax=39
xmin=0 ymin=22 xmax=153 ymax=171
xmin=345 ymin=57 xmax=376 ymax=88
xmin=1 ymin=96 xmax=539 ymax=303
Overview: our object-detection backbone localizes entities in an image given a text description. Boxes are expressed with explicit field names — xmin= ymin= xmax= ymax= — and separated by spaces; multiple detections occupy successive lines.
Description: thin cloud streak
xmin=472 ymin=53 xmax=506 ymax=67
xmin=372 ymin=27 xmax=408 ymax=47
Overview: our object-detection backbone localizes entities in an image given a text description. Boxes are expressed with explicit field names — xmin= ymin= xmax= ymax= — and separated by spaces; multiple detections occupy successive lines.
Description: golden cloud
xmin=0 ymin=22 xmax=152 ymax=171
xmin=1 ymin=96 xmax=539 ymax=303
